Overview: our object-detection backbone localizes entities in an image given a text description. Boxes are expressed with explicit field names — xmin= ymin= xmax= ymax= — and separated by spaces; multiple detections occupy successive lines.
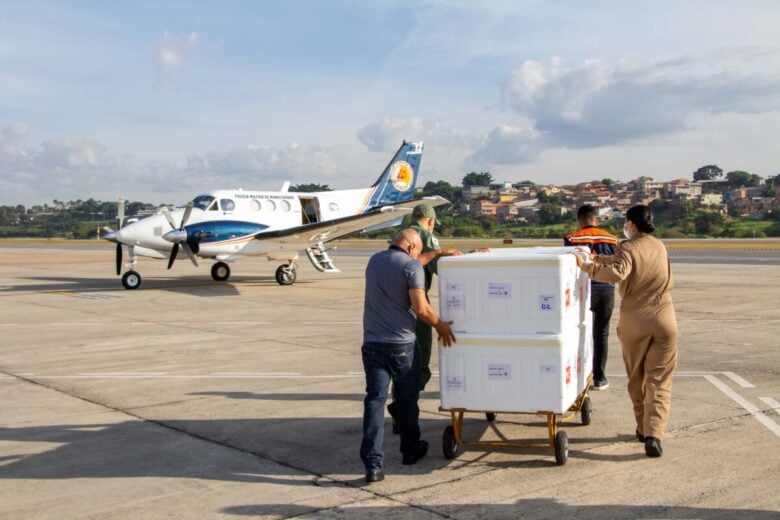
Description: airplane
xmin=102 ymin=141 xmax=447 ymax=289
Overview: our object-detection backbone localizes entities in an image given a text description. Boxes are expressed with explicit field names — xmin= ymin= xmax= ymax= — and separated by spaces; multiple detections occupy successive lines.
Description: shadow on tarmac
xmin=0 ymin=275 xmax=307 ymax=296
xmin=4 ymin=420 xmax=771 ymax=518
xmin=0 ymin=415 xmax=655 ymax=484
xmin=222 ymin=500 xmax=780 ymax=519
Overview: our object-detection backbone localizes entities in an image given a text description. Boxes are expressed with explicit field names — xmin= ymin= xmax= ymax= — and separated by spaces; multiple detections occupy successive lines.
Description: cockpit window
xmin=192 ymin=195 xmax=215 ymax=211
xmin=220 ymin=199 xmax=235 ymax=211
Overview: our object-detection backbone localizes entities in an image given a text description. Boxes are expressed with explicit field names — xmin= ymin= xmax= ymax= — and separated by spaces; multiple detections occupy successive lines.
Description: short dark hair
xmin=577 ymin=205 xmax=596 ymax=220
xmin=626 ymin=205 xmax=655 ymax=233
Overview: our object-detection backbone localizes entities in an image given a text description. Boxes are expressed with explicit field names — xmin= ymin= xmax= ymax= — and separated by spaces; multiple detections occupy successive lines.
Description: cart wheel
xmin=442 ymin=425 xmax=460 ymax=460
xmin=580 ymin=396 xmax=592 ymax=426
xmin=554 ymin=430 xmax=569 ymax=466
xmin=485 ymin=412 xmax=497 ymax=422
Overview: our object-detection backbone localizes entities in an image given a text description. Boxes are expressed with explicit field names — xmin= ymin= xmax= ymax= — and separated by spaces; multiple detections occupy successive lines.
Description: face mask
xmin=623 ymin=225 xmax=631 ymax=240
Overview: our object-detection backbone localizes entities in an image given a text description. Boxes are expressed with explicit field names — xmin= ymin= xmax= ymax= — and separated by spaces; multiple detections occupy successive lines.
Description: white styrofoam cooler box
xmin=438 ymin=329 xmax=587 ymax=413
xmin=577 ymin=319 xmax=593 ymax=394
xmin=438 ymin=247 xmax=591 ymax=335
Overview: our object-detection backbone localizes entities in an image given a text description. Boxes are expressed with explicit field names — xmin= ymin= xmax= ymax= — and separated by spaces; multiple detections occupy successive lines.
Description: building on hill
xmin=665 ymin=179 xmax=702 ymax=200
xmin=498 ymin=188 xmax=520 ymax=203
xmin=470 ymin=200 xmax=498 ymax=217
xmin=461 ymin=185 xmax=492 ymax=201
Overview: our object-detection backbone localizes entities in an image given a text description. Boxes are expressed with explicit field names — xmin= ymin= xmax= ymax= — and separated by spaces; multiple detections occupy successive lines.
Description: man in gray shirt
xmin=360 ymin=228 xmax=456 ymax=483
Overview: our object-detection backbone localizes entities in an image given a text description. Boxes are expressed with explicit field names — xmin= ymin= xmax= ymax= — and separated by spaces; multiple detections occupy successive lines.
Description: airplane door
xmin=299 ymin=197 xmax=320 ymax=224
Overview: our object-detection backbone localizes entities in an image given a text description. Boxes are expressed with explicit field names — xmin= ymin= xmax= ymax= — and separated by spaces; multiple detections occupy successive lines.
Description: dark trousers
xmin=590 ymin=286 xmax=615 ymax=381
xmin=416 ymin=317 xmax=433 ymax=391
xmin=360 ymin=341 xmax=421 ymax=471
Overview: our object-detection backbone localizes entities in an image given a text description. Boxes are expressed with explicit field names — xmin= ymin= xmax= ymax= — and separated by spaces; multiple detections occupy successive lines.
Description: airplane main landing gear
xmin=211 ymin=262 xmax=231 ymax=282
xmin=122 ymin=270 xmax=142 ymax=290
xmin=275 ymin=263 xmax=297 ymax=285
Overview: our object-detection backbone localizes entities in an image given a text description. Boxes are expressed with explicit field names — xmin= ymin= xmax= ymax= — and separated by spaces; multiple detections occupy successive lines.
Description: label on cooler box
xmin=539 ymin=294 xmax=556 ymax=312
xmin=445 ymin=375 xmax=465 ymax=392
xmin=487 ymin=282 xmax=512 ymax=299
xmin=487 ymin=363 xmax=512 ymax=380
xmin=444 ymin=282 xmax=465 ymax=311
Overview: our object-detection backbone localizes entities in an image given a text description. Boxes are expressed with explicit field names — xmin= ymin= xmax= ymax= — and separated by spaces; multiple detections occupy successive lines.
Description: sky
xmin=2 ymin=0 xmax=780 ymax=206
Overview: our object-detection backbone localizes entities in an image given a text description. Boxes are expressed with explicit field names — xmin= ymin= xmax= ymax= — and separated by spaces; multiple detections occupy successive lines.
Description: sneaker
xmin=592 ymin=378 xmax=609 ymax=391
xmin=402 ymin=440 xmax=429 ymax=465
xmin=645 ymin=436 xmax=663 ymax=457
xmin=387 ymin=402 xmax=400 ymax=435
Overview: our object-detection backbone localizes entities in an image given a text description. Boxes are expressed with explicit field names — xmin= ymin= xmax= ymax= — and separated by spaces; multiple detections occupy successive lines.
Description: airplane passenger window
xmin=265 ymin=200 xmax=276 ymax=211
xmin=279 ymin=200 xmax=291 ymax=212
xmin=329 ymin=202 xmax=339 ymax=212
xmin=251 ymin=199 xmax=262 ymax=211
xmin=221 ymin=199 xmax=235 ymax=211
xmin=209 ymin=201 xmax=219 ymax=211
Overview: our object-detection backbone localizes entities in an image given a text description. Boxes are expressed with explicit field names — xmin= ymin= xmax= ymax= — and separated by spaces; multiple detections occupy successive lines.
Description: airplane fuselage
xmin=115 ymin=187 xmax=375 ymax=262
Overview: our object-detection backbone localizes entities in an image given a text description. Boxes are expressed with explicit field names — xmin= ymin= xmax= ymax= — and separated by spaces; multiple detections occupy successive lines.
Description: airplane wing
xmin=252 ymin=196 xmax=449 ymax=248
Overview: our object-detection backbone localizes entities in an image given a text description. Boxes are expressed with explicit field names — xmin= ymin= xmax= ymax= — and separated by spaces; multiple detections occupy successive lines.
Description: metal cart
xmin=440 ymin=375 xmax=593 ymax=465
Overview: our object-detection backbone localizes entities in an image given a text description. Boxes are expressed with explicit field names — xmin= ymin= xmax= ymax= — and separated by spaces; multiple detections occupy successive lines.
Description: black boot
xmin=645 ymin=436 xmax=662 ymax=457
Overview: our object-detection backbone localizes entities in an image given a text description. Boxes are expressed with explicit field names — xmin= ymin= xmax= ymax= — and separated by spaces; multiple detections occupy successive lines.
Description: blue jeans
xmin=360 ymin=341 xmax=421 ymax=471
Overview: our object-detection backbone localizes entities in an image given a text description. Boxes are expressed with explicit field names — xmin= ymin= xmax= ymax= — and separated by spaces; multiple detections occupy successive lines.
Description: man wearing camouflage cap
xmin=387 ymin=203 xmax=464 ymax=432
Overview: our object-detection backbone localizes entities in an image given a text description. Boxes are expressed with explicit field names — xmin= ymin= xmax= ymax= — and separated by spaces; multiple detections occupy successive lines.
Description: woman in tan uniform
xmin=574 ymin=205 xmax=678 ymax=457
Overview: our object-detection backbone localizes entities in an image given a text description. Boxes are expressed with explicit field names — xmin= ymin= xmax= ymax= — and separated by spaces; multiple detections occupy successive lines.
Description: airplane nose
xmin=163 ymin=229 xmax=187 ymax=243
xmin=116 ymin=226 xmax=135 ymax=244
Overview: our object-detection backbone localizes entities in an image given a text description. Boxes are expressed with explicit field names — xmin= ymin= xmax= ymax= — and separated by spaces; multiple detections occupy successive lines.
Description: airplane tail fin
xmin=362 ymin=141 xmax=424 ymax=211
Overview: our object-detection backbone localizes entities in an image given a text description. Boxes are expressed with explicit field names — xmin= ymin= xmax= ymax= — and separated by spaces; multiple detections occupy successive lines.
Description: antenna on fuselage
xmin=280 ymin=181 xmax=290 ymax=192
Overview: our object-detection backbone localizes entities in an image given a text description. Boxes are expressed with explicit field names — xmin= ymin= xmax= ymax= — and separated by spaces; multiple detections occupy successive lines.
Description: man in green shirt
xmin=388 ymin=203 xmax=464 ymax=433
xmin=406 ymin=203 xmax=464 ymax=390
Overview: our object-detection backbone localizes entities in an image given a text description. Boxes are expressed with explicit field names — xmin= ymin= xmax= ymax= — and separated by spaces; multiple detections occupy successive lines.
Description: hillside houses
xmin=461 ymin=176 xmax=779 ymax=222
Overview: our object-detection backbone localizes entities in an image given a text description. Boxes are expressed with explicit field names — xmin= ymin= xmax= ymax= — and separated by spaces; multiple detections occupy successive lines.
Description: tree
xmin=601 ymin=178 xmax=614 ymax=186
xmin=289 ymin=183 xmax=332 ymax=192
xmin=538 ymin=204 xmax=565 ymax=225
xmin=421 ymin=180 xmax=458 ymax=202
xmin=692 ymin=165 xmax=723 ymax=181
xmin=725 ymin=170 xmax=752 ymax=188
xmin=694 ymin=211 xmax=725 ymax=236
xmin=462 ymin=171 xmax=493 ymax=187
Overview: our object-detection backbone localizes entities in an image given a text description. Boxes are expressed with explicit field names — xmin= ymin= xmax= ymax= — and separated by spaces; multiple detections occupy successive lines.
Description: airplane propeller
xmin=162 ymin=202 xmax=199 ymax=269
xmin=113 ymin=198 xmax=126 ymax=275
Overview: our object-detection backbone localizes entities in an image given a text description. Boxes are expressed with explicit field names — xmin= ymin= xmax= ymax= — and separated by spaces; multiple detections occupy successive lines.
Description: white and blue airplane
xmin=103 ymin=141 xmax=446 ymax=289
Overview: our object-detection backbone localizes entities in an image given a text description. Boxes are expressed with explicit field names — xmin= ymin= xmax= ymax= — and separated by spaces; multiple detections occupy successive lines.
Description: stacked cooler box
xmin=437 ymin=247 xmax=592 ymax=414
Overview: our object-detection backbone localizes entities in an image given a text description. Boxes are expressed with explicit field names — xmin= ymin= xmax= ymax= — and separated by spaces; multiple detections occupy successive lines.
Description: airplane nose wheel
xmin=211 ymin=262 xmax=231 ymax=282
xmin=275 ymin=264 xmax=297 ymax=285
xmin=121 ymin=270 xmax=142 ymax=290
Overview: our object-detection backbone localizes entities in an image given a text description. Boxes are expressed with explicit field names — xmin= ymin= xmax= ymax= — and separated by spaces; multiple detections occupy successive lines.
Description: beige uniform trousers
xmin=617 ymin=303 xmax=678 ymax=438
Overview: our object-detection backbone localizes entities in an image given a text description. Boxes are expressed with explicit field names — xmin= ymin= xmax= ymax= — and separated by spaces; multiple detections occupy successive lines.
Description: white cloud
xmin=0 ymin=123 xmax=28 ymax=158
xmin=36 ymin=138 xmax=123 ymax=170
xmin=117 ymin=142 xmax=342 ymax=195
xmin=502 ymin=48 xmax=780 ymax=149
xmin=154 ymin=31 xmax=206 ymax=86
xmin=463 ymin=125 xmax=542 ymax=167
xmin=0 ymin=123 xmax=342 ymax=203
xmin=357 ymin=117 xmax=479 ymax=152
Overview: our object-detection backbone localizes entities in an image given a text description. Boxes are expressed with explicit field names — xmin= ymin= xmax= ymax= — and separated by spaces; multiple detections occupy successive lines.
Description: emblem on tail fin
xmin=390 ymin=161 xmax=414 ymax=192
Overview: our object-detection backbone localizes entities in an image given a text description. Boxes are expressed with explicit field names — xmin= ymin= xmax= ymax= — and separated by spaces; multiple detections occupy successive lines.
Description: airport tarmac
xmin=0 ymin=246 xmax=778 ymax=519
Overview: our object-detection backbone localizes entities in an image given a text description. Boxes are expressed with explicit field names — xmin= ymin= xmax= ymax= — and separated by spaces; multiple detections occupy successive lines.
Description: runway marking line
xmin=759 ymin=397 xmax=780 ymax=413
xmin=703 ymin=375 xmax=780 ymax=439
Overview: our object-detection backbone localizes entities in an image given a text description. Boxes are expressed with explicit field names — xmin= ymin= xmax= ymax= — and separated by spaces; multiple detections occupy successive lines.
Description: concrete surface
xmin=0 ymin=246 xmax=778 ymax=519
